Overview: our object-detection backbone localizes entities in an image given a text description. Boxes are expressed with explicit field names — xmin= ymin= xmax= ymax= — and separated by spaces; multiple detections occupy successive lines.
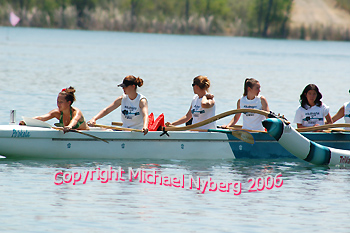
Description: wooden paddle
xmin=222 ymin=126 xmax=266 ymax=133
xmin=192 ymin=129 xmax=254 ymax=144
xmin=111 ymin=122 xmax=123 ymax=126
xmin=22 ymin=117 xmax=109 ymax=143
xmin=295 ymin=123 xmax=350 ymax=132
xmin=224 ymin=130 xmax=255 ymax=144
xmin=52 ymin=127 xmax=109 ymax=143
xmin=323 ymin=128 xmax=350 ymax=133
xmin=97 ymin=123 xmax=254 ymax=143
xmin=93 ymin=124 xmax=143 ymax=132
xmin=224 ymin=125 xmax=242 ymax=129
xmin=164 ymin=109 xmax=271 ymax=131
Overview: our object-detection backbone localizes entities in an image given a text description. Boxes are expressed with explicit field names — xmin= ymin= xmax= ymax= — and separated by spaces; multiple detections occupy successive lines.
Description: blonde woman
xmin=166 ymin=75 xmax=216 ymax=130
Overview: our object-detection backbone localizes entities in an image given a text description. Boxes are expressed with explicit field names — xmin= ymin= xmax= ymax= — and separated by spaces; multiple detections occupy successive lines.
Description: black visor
xmin=118 ymin=80 xmax=135 ymax=88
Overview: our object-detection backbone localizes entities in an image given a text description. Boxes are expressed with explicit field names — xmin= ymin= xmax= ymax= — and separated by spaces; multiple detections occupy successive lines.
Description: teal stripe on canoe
xmin=305 ymin=141 xmax=331 ymax=165
xmin=262 ymin=118 xmax=284 ymax=141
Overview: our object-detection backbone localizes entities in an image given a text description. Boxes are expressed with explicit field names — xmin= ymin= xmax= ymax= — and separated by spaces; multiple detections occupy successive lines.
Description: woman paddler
xmin=222 ymin=78 xmax=270 ymax=131
xmin=293 ymin=84 xmax=332 ymax=128
xmin=165 ymin=75 xmax=216 ymax=130
xmin=88 ymin=75 xmax=149 ymax=135
xmin=20 ymin=86 xmax=89 ymax=133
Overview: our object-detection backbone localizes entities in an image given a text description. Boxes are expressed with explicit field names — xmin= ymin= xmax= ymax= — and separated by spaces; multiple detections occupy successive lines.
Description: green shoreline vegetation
xmin=0 ymin=0 xmax=349 ymax=40
xmin=337 ymin=0 xmax=350 ymax=12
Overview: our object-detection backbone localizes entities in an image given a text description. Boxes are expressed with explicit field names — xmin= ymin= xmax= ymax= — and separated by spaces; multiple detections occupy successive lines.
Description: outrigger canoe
xmin=1 ymin=109 xmax=349 ymax=160
xmin=0 ymin=123 xmax=349 ymax=160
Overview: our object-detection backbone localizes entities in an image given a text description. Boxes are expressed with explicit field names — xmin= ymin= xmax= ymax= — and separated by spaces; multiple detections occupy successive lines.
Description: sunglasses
xmin=192 ymin=83 xmax=196 ymax=87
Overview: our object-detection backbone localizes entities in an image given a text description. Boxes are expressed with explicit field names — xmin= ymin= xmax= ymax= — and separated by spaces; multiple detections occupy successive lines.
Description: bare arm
xmin=332 ymin=106 xmax=345 ymax=123
xmin=34 ymin=109 xmax=60 ymax=121
xmin=139 ymin=98 xmax=149 ymax=135
xmin=201 ymin=94 xmax=215 ymax=108
xmin=325 ymin=113 xmax=332 ymax=124
xmin=261 ymin=96 xmax=270 ymax=114
xmin=166 ymin=106 xmax=192 ymax=126
xmin=222 ymin=99 xmax=241 ymax=128
xmin=88 ymin=96 xmax=122 ymax=125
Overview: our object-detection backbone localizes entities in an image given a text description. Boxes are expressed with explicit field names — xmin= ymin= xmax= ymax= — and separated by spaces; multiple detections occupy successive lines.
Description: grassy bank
xmin=0 ymin=0 xmax=292 ymax=37
xmin=289 ymin=24 xmax=350 ymax=41
xmin=1 ymin=0 xmax=349 ymax=40
xmin=336 ymin=0 xmax=350 ymax=12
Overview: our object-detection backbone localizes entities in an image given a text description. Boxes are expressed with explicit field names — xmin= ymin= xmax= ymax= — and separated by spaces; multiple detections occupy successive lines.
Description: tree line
xmin=0 ymin=0 xmax=349 ymax=40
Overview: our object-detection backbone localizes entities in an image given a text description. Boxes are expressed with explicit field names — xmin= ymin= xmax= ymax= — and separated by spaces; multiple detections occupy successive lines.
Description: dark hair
xmin=124 ymin=75 xmax=143 ymax=88
xmin=60 ymin=86 xmax=76 ymax=105
xmin=193 ymin=75 xmax=210 ymax=90
xmin=243 ymin=78 xmax=259 ymax=96
xmin=300 ymin=84 xmax=322 ymax=109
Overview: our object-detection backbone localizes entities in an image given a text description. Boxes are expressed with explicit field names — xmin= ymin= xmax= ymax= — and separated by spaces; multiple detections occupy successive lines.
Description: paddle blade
xmin=22 ymin=116 xmax=52 ymax=128
xmin=231 ymin=130 xmax=255 ymax=144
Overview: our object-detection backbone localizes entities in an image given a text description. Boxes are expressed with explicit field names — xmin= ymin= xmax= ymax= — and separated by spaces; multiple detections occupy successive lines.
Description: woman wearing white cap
xmin=88 ymin=75 xmax=149 ymax=134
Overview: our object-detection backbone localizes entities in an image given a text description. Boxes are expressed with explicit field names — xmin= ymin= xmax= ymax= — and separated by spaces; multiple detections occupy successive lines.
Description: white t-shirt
xmin=191 ymin=94 xmax=216 ymax=130
xmin=121 ymin=93 xmax=147 ymax=129
xmin=239 ymin=95 xmax=265 ymax=131
xmin=293 ymin=103 xmax=329 ymax=127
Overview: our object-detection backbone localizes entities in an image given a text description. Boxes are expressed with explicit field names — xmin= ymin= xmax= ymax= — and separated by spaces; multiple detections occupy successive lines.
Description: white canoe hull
xmin=0 ymin=125 xmax=236 ymax=159
xmin=4 ymin=124 xmax=350 ymax=160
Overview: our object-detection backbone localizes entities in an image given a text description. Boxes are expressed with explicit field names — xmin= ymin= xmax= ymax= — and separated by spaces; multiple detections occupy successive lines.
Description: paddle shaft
xmin=94 ymin=124 xmax=143 ymax=132
xmin=52 ymin=127 xmax=109 ymax=143
xmin=295 ymin=123 xmax=350 ymax=132
xmin=323 ymin=128 xmax=350 ymax=133
xmin=192 ymin=129 xmax=254 ymax=144
xmin=223 ymin=126 xmax=266 ymax=133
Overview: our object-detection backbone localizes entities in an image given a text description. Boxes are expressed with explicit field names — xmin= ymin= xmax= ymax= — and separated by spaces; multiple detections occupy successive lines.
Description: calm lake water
xmin=1 ymin=27 xmax=350 ymax=232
